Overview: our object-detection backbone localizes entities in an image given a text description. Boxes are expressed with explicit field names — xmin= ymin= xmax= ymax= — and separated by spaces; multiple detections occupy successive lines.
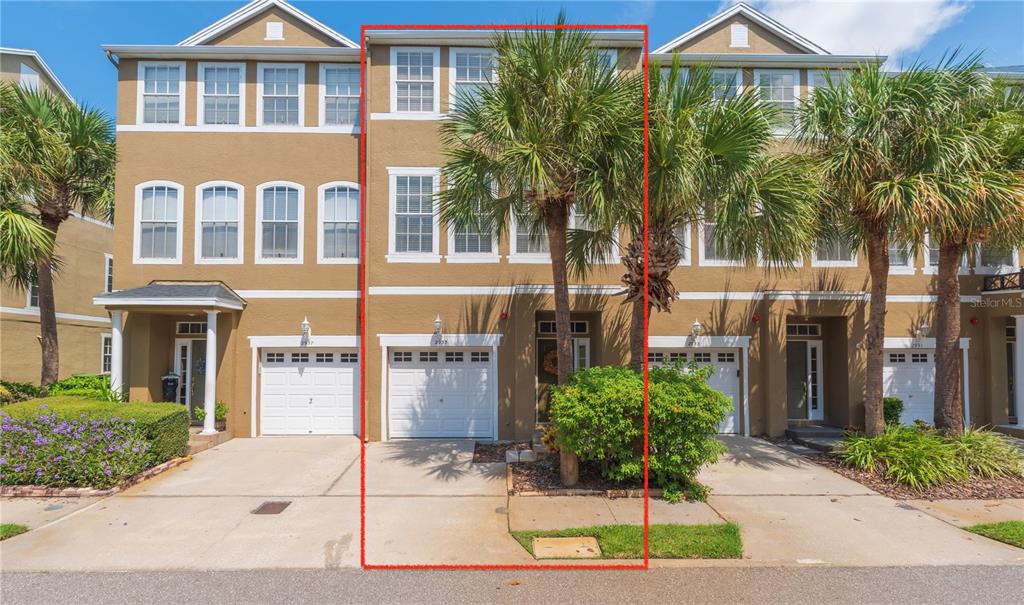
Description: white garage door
xmin=387 ymin=348 xmax=494 ymax=439
xmin=260 ymin=348 xmax=358 ymax=435
xmin=650 ymin=348 xmax=740 ymax=434
xmin=883 ymin=350 xmax=935 ymax=425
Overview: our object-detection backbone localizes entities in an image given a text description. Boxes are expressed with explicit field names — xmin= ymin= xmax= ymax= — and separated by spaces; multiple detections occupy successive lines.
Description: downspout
xmin=104 ymin=49 xmax=119 ymax=68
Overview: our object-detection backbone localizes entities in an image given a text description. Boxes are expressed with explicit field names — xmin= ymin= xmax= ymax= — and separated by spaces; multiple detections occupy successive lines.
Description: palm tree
xmin=439 ymin=22 xmax=639 ymax=385
xmin=920 ymin=64 xmax=1024 ymax=432
xmin=571 ymin=58 xmax=819 ymax=370
xmin=798 ymin=63 xmax=954 ymax=435
xmin=0 ymin=82 xmax=116 ymax=387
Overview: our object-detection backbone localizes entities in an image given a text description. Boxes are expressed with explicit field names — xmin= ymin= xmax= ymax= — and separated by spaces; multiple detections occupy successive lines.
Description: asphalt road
xmin=3 ymin=565 xmax=1023 ymax=604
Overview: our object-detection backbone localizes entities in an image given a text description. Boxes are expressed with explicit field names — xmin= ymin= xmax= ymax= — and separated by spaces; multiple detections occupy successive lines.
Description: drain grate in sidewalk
xmin=252 ymin=501 xmax=291 ymax=515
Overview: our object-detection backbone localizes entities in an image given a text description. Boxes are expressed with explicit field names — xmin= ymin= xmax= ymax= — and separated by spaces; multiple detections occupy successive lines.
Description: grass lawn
xmin=965 ymin=521 xmax=1024 ymax=549
xmin=511 ymin=523 xmax=742 ymax=559
xmin=0 ymin=524 xmax=28 ymax=541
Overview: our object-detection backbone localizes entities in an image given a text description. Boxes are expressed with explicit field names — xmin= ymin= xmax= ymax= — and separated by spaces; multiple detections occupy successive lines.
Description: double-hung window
xmin=320 ymin=65 xmax=359 ymax=126
xmin=104 ymin=254 xmax=114 ymax=293
xmin=597 ymin=49 xmax=618 ymax=74
xmin=138 ymin=62 xmax=184 ymax=125
xmin=889 ymin=241 xmax=914 ymax=274
xmin=449 ymin=49 xmax=495 ymax=112
xmin=699 ymin=222 xmax=743 ymax=266
xmin=710 ymin=69 xmax=741 ymax=100
xmin=318 ymin=182 xmax=359 ymax=262
xmin=388 ymin=169 xmax=439 ymax=261
xmin=26 ymin=282 xmax=39 ymax=308
xmin=391 ymin=48 xmax=439 ymax=113
xmin=511 ymin=215 xmax=549 ymax=260
xmin=135 ymin=182 xmax=182 ymax=263
xmin=101 ymin=335 xmax=112 ymax=374
xmin=977 ymin=244 xmax=1018 ymax=273
xmin=199 ymin=63 xmax=243 ymax=125
xmin=812 ymin=236 xmax=857 ymax=267
xmin=196 ymin=183 xmax=243 ymax=263
xmin=674 ymin=225 xmax=692 ymax=266
xmin=923 ymin=233 xmax=969 ymax=275
xmin=754 ymin=69 xmax=799 ymax=135
xmin=257 ymin=183 xmax=303 ymax=263
xmin=259 ymin=64 xmax=302 ymax=126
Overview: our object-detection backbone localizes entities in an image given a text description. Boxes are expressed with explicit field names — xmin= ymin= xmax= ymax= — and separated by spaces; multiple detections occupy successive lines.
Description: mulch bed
xmin=511 ymin=452 xmax=644 ymax=493
xmin=473 ymin=441 xmax=531 ymax=463
xmin=809 ymin=454 xmax=1024 ymax=500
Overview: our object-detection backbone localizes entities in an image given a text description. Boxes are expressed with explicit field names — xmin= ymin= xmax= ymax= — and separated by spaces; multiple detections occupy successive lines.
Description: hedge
xmin=47 ymin=374 xmax=112 ymax=399
xmin=2 ymin=397 xmax=189 ymax=466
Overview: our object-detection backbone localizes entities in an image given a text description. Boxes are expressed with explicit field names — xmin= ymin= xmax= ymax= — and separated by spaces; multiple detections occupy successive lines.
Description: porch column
xmin=1015 ymin=315 xmax=1024 ymax=423
xmin=201 ymin=310 xmax=219 ymax=435
xmin=110 ymin=311 xmax=124 ymax=396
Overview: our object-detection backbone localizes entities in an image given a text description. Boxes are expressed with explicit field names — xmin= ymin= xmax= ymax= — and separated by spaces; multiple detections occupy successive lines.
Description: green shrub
xmin=194 ymin=400 xmax=228 ymax=423
xmin=1 ymin=410 xmax=150 ymax=489
xmin=48 ymin=374 xmax=111 ymax=399
xmin=948 ymin=428 xmax=1024 ymax=479
xmin=549 ymin=364 xmax=731 ymax=502
xmin=883 ymin=397 xmax=904 ymax=426
xmin=2 ymin=397 xmax=188 ymax=466
xmin=0 ymin=380 xmax=43 ymax=404
xmin=838 ymin=426 xmax=963 ymax=489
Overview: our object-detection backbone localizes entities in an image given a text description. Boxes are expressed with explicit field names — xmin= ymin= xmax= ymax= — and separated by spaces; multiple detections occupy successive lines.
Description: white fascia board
xmin=653 ymin=3 xmax=828 ymax=55
xmin=103 ymin=45 xmax=359 ymax=62
xmin=91 ymin=296 xmax=244 ymax=310
xmin=377 ymin=333 xmax=503 ymax=348
xmin=648 ymin=53 xmax=883 ymax=69
xmin=248 ymin=335 xmax=359 ymax=348
xmin=0 ymin=306 xmax=111 ymax=324
xmin=883 ymin=337 xmax=971 ymax=350
xmin=177 ymin=0 xmax=357 ymax=48
xmin=234 ymin=290 xmax=359 ymax=299
xmin=648 ymin=335 xmax=751 ymax=349
xmin=365 ymin=30 xmax=643 ymax=46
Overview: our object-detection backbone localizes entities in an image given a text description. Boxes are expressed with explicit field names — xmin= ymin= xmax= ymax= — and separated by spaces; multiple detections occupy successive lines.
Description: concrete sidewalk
xmin=906 ymin=499 xmax=1024 ymax=527
xmin=697 ymin=437 xmax=1024 ymax=567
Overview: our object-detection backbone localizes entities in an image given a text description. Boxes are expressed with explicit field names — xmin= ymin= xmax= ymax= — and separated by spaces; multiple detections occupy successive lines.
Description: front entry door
xmin=189 ymin=340 xmax=207 ymax=421
xmin=787 ymin=340 xmax=823 ymax=421
xmin=536 ymin=338 xmax=558 ymax=423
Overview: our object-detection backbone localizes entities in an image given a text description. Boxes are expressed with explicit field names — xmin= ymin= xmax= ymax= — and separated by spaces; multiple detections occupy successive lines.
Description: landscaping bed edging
xmin=1 ymin=455 xmax=191 ymax=498
xmin=506 ymin=464 xmax=662 ymax=498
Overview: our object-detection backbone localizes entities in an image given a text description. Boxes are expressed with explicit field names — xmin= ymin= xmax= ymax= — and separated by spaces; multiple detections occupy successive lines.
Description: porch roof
xmin=92 ymin=281 xmax=246 ymax=311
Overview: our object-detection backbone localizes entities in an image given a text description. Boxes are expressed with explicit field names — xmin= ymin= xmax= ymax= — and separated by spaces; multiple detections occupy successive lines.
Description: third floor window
xmin=141 ymin=63 xmax=182 ymax=124
xmin=260 ymin=65 xmax=302 ymax=125
xmin=322 ymin=65 xmax=360 ymax=126
xmin=755 ymin=70 xmax=799 ymax=135
xmin=394 ymin=49 xmax=437 ymax=112
xmin=200 ymin=64 xmax=243 ymax=125
xmin=451 ymin=49 xmax=495 ymax=111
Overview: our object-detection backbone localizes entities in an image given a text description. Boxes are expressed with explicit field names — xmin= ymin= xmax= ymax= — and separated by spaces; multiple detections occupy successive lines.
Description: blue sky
xmin=1 ymin=0 xmax=1021 ymax=116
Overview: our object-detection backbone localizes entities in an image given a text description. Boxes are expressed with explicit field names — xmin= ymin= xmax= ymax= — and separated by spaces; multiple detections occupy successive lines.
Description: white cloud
xmin=621 ymin=0 xmax=657 ymax=25
xmin=726 ymin=1 xmax=971 ymax=66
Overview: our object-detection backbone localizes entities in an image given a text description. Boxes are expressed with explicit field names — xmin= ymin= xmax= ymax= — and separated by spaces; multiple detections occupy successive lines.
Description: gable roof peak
xmin=653 ymin=2 xmax=829 ymax=55
xmin=178 ymin=0 xmax=357 ymax=48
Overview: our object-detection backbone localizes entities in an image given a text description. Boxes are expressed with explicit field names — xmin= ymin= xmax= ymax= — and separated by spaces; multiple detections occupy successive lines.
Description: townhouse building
xmin=95 ymin=0 xmax=1023 ymax=441
xmin=0 ymin=48 xmax=115 ymax=384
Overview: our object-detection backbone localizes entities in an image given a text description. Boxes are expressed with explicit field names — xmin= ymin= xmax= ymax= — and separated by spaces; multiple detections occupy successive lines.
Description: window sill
xmin=255 ymin=257 xmax=303 ymax=265
xmin=810 ymin=261 xmax=858 ymax=268
xmin=117 ymin=124 xmax=360 ymax=134
xmin=371 ymin=112 xmax=447 ymax=121
xmin=445 ymin=255 xmax=500 ymax=264
xmin=508 ymin=255 xmax=552 ymax=264
xmin=132 ymin=257 xmax=183 ymax=265
xmin=386 ymin=254 xmax=442 ymax=263
xmin=888 ymin=266 xmax=916 ymax=275
xmin=698 ymin=260 xmax=746 ymax=268
xmin=317 ymin=257 xmax=360 ymax=265
xmin=196 ymin=257 xmax=244 ymax=265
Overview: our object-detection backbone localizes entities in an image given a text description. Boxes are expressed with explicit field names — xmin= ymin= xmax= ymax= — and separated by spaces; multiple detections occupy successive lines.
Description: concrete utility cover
xmin=532 ymin=536 xmax=602 ymax=559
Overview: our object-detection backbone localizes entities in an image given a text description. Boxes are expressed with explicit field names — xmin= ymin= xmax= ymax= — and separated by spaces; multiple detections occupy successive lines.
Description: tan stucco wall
xmin=206 ymin=5 xmax=344 ymax=48
xmin=672 ymin=15 xmax=807 ymax=54
xmin=0 ymin=52 xmax=65 ymax=97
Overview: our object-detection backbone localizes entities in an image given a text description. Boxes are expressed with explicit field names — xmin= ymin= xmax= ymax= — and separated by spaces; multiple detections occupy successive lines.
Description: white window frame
xmin=710 ymin=68 xmax=743 ymax=100
xmin=19 ymin=63 xmax=39 ymax=89
xmin=389 ymin=47 xmax=441 ymax=117
xmin=257 ymin=63 xmax=305 ymax=128
xmin=811 ymin=237 xmax=858 ymax=268
xmin=133 ymin=180 xmax=184 ymax=264
xmin=698 ymin=222 xmax=744 ymax=267
xmin=808 ymin=69 xmax=850 ymax=95
xmin=973 ymin=244 xmax=1020 ymax=275
xmin=136 ymin=61 xmax=186 ymax=126
xmin=387 ymin=167 xmax=441 ymax=263
xmin=317 ymin=180 xmax=361 ymax=264
xmin=196 ymin=62 xmax=246 ymax=126
xmin=25 ymin=281 xmax=38 ymax=309
xmin=103 ymin=253 xmax=114 ymax=293
xmin=923 ymin=232 xmax=970 ymax=276
xmin=509 ymin=213 xmax=551 ymax=264
xmin=194 ymin=180 xmax=245 ymax=265
xmin=675 ymin=224 xmax=693 ymax=267
xmin=100 ymin=333 xmax=112 ymax=374
xmin=445 ymin=181 xmax=499 ymax=263
xmin=318 ymin=63 xmax=360 ymax=132
xmin=888 ymin=242 xmax=915 ymax=275
xmin=447 ymin=48 xmax=497 ymax=114
xmin=570 ymin=208 xmax=620 ymax=265
xmin=255 ymin=181 xmax=305 ymax=265
xmin=597 ymin=48 xmax=618 ymax=74
xmin=753 ymin=68 xmax=800 ymax=136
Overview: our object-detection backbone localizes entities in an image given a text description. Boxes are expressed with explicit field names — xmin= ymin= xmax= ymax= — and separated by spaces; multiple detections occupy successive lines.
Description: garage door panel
xmin=650 ymin=347 xmax=740 ymax=434
xmin=883 ymin=350 xmax=935 ymax=425
xmin=388 ymin=350 xmax=494 ymax=439
xmin=260 ymin=348 xmax=358 ymax=436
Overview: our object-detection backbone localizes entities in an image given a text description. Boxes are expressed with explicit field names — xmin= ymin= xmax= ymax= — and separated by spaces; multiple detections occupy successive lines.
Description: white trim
xmin=91 ymin=296 xmax=244 ymax=311
xmin=387 ymin=167 xmax=441 ymax=263
xmin=0 ymin=306 xmax=111 ymax=324
xmin=447 ymin=47 xmax=497 ymax=114
xmin=69 ymin=211 xmax=113 ymax=229
xmin=133 ymin=180 xmax=184 ymax=265
xmin=100 ymin=332 xmax=113 ymax=374
xmin=675 ymin=225 xmax=692 ymax=267
xmin=256 ymin=62 xmax=305 ymax=128
xmin=250 ymin=346 xmax=258 ymax=437
xmin=116 ymin=124 xmax=359 ymax=134
xmin=264 ymin=21 xmax=284 ymax=41
xmin=888 ymin=243 xmax=916 ymax=275
xmin=109 ymin=311 xmax=123 ymax=394
xmin=196 ymin=62 xmax=246 ymax=127
xmin=598 ymin=48 xmax=618 ymax=74
xmin=377 ymin=333 xmax=503 ymax=348
xmin=178 ymin=0 xmax=358 ymax=48
xmin=194 ymin=181 xmax=245 ymax=265
xmin=810 ymin=236 xmax=858 ymax=268
xmin=389 ymin=47 xmax=441 ymax=115
xmin=236 ymin=289 xmax=359 ymax=299
xmin=367 ymin=285 xmax=624 ymax=296
xmin=698 ymin=223 xmax=745 ymax=267
xmin=729 ymin=23 xmax=749 ymax=49
xmin=103 ymin=253 xmax=114 ymax=293
xmin=370 ymin=112 xmax=446 ymax=121
xmin=652 ymin=2 xmax=829 ymax=54
xmin=248 ymin=335 xmax=360 ymax=348
xmin=753 ymin=68 xmax=801 ymax=137
xmin=318 ymin=63 xmax=360 ymax=128
xmin=136 ymin=61 xmax=185 ymax=126
xmin=255 ymin=181 xmax=305 ymax=264
xmin=962 ymin=345 xmax=971 ymax=426
xmin=317 ymin=180 xmax=361 ymax=264
xmin=509 ymin=213 xmax=550 ymax=263
xmin=922 ymin=232 xmax=971 ymax=276
xmin=973 ymin=245 xmax=1021 ymax=275
xmin=200 ymin=310 xmax=219 ymax=435
xmin=0 ymin=47 xmax=74 ymax=101
xmin=883 ymin=337 xmax=970 ymax=350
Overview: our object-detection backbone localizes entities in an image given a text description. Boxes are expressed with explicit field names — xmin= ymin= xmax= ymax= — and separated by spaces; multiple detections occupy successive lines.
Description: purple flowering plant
xmin=1 ymin=410 xmax=150 ymax=489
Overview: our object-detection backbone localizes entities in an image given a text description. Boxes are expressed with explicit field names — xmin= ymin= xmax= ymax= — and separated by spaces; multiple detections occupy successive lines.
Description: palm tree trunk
xmin=37 ymin=214 xmax=62 ymax=388
xmin=864 ymin=232 xmax=889 ymax=436
xmin=933 ymin=242 xmax=965 ymax=434
xmin=545 ymin=204 xmax=573 ymax=385
xmin=629 ymin=298 xmax=646 ymax=372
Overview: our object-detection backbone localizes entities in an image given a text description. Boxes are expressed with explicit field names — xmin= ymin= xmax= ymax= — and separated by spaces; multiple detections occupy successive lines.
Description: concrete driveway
xmin=1 ymin=437 xmax=362 ymax=571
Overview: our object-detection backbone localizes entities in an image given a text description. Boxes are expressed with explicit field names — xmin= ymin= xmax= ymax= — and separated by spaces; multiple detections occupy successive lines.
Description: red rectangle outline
xmin=359 ymin=22 xmax=650 ymax=571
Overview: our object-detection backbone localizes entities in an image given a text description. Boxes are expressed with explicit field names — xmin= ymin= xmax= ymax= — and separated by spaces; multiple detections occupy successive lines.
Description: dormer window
xmin=730 ymin=23 xmax=749 ymax=48
xmin=265 ymin=21 xmax=284 ymax=40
